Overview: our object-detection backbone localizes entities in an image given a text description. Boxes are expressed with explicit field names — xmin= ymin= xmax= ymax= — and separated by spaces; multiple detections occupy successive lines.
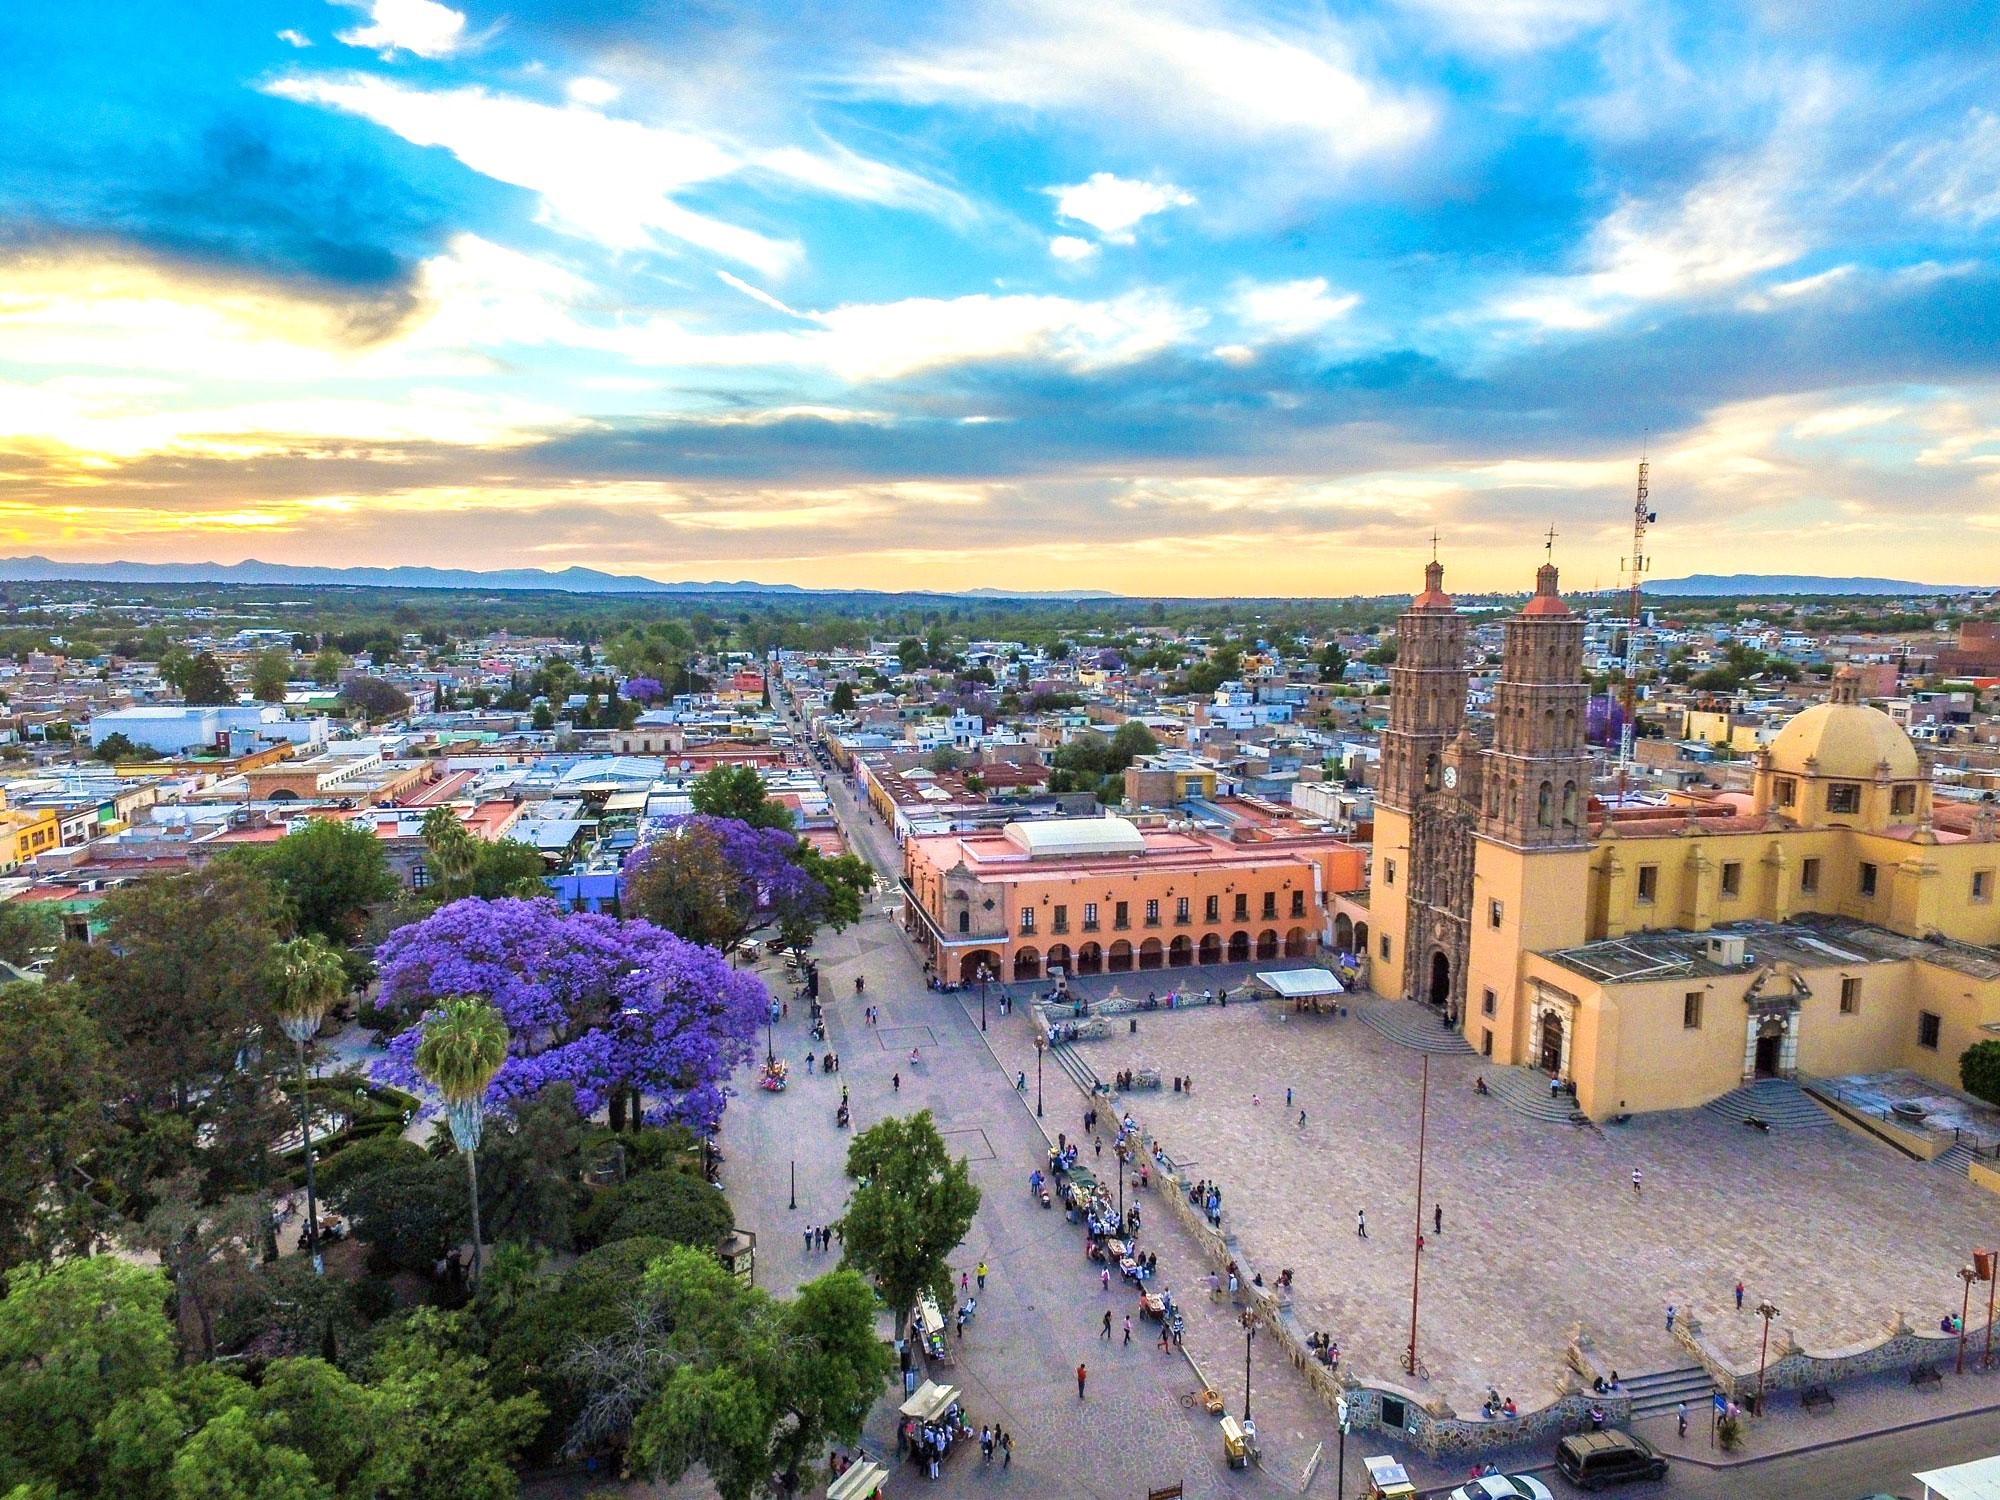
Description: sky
xmin=4 ymin=0 xmax=2000 ymax=596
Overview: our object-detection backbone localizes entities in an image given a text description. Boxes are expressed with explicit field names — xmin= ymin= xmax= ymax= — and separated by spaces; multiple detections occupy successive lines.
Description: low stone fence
xmin=1672 ymin=1309 xmax=1975 ymax=1400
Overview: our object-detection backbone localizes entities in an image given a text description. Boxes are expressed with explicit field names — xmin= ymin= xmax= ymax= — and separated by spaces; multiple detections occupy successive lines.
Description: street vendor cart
xmin=1363 ymin=1455 xmax=1416 ymax=1500
xmin=826 ymin=1458 xmax=887 ymax=1499
xmin=759 ymin=1058 xmax=789 ymax=1091
xmin=1220 ymin=1414 xmax=1258 ymax=1469
xmin=913 ymin=1294 xmax=950 ymax=1365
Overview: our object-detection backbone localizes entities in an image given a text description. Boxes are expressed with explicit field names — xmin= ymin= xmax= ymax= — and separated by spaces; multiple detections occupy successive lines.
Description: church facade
xmin=1368 ymin=560 xmax=2000 ymax=1118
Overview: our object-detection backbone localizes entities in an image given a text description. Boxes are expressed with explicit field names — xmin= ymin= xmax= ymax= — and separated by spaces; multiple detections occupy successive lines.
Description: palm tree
xmin=414 ymin=995 xmax=510 ymax=1286
xmin=273 ymin=935 xmax=348 ymax=1273
xmin=420 ymin=805 xmax=478 ymax=899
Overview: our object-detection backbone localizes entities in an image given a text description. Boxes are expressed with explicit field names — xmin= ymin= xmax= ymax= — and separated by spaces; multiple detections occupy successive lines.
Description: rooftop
xmin=1540 ymin=913 xmax=2000 ymax=985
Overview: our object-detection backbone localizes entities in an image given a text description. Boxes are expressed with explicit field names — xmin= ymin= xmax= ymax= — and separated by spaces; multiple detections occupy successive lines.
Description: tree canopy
xmin=337 ymin=678 xmax=411 ymax=722
xmin=688 ymin=764 xmax=795 ymax=831
xmin=238 ymin=816 xmax=398 ymax=943
xmin=834 ymin=1110 xmax=980 ymax=1337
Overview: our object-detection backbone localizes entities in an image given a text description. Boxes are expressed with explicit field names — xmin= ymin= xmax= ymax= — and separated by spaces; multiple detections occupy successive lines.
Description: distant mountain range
xmin=0 ymin=556 xmax=1119 ymax=599
xmin=1644 ymin=573 xmax=1984 ymax=597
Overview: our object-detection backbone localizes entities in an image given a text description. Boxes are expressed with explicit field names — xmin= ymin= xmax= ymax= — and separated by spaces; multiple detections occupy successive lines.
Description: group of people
xmin=1189 ymin=1178 xmax=1224 ymax=1228
xmin=801 ymin=1223 xmax=838 ymax=1255
xmin=1480 ymin=1386 xmax=1520 ymax=1420
xmin=804 ymin=1049 xmax=841 ymax=1073
xmin=1306 ymin=1330 xmax=1340 ymax=1368
xmin=898 ymin=1410 xmax=971 ymax=1479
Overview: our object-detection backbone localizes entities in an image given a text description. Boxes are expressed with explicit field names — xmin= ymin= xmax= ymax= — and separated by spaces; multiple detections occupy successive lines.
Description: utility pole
xmin=1404 ymin=1054 xmax=1429 ymax=1378
xmin=1617 ymin=454 xmax=1657 ymax=799
xmin=1960 ymin=1267 xmax=1979 ymax=1374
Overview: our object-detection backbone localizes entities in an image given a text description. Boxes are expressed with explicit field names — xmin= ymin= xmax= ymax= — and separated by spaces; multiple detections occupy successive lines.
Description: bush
xmin=574 ymin=1169 xmax=732 ymax=1252
xmin=335 ymin=1160 xmax=467 ymax=1274
xmin=1962 ymin=1040 xmax=2000 ymax=1107
xmin=317 ymin=1135 xmax=428 ymax=1205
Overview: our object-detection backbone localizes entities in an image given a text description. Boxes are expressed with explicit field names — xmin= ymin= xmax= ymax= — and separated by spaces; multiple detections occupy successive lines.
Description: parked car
xmin=1554 ymin=1431 xmax=1668 ymax=1490
xmin=1449 ymin=1475 xmax=1553 ymax=1500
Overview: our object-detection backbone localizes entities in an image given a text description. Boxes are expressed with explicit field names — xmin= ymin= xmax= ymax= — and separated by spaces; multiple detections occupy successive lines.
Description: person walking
xmin=1286 ymin=1087 xmax=1293 ymax=1108
xmin=1433 ymin=1202 xmax=1443 ymax=1236
xmin=1735 ymin=1280 xmax=1745 ymax=1311
xmin=803 ymin=1224 xmax=814 ymax=1253
xmin=1101 ymin=1309 xmax=1113 ymax=1339
xmin=1676 ymin=1401 xmax=1688 ymax=1438
xmin=1632 ymin=1167 xmax=1643 ymax=1196
xmin=1101 ymin=1266 xmax=1110 ymax=1292
xmin=1298 ymin=1109 xmax=1306 ymax=1127
xmin=1077 ymin=1362 xmax=1088 ymax=1398
xmin=1357 ymin=1207 xmax=1368 ymax=1239
xmin=1001 ymin=1430 xmax=1012 ymax=1467
xmin=977 ymin=1260 xmax=988 ymax=1290
xmin=892 ymin=1071 xmax=900 ymax=1092
xmin=1123 ymin=1314 xmax=1132 ymax=1346
xmin=1666 ymin=1304 xmax=1676 ymax=1333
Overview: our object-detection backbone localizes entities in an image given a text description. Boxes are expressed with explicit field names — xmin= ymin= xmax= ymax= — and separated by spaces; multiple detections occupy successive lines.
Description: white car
xmin=1448 ymin=1477 xmax=1553 ymax=1500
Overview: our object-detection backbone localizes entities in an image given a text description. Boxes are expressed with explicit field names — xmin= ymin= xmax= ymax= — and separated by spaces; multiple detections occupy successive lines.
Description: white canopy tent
xmin=1916 ymin=1456 xmax=2000 ymax=1500
xmin=826 ymin=1458 xmax=888 ymax=1499
xmin=1256 ymin=967 xmax=1344 ymax=998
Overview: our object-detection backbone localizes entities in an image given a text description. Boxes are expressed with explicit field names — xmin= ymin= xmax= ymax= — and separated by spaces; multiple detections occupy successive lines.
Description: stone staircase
xmin=1619 ymin=1365 xmax=1720 ymax=1419
xmin=1353 ymin=1000 xmax=1477 ymax=1055
xmin=1936 ymin=1141 xmax=1983 ymax=1176
xmin=1701 ymin=1077 xmax=1836 ymax=1131
xmin=1482 ymin=1066 xmax=1585 ymax=1124
xmin=1050 ymin=1042 xmax=1103 ymax=1100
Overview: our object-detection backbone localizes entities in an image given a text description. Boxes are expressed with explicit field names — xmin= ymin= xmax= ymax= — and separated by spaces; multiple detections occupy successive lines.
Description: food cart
xmin=1220 ymin=1414 xmax=1258 ymax=1468
xmin=1363 ymin=1455 xmax=1416 ymax=1500
xmin=913 ymin=1294 xmax=950 ymax=1365
xmin=897 ymin=1381 xmax=968 ymax=1470
xmin=826 ymin=1458 xmax=887 ymax=1500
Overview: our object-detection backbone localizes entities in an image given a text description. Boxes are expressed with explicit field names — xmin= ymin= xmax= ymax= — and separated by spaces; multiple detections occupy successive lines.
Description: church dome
xmin=1767 ymin=701 xmax=1919 ymax=781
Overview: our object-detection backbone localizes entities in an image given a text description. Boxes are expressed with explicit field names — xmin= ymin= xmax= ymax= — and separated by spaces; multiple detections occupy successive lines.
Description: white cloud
xmin=268 ymin=73 xmax=965 ymax=275
xmin=566 ymin=77 xmax=620 ymax=107
xmin=336 ymin=0 xmax=468 ymax=60
xmin=1049 ymin=236 xmax=1099 ymax=263
xmin=1049 ymin=173 xmax=1193 ymax=242
xmin=276 ymin=28 xmax=312 ymax=47
xmin=862 ymin=0 xmax=1430 ymax=167
xmin=1232 ymin=276 xmax=1358 ymax=336
xmin=1899 ymin=109 xmax=2000 ymax=227
xmin=1388 ymin=0 xmax=1609 ymax=53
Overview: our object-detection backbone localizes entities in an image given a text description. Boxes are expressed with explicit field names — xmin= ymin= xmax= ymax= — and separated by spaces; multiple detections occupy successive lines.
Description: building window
xmin=1144 ymin=899 xmax=1160 ymax=927
xmin=1114 ymin=901 xmax=1129 ymax=929
xmin=1859 ymin=862 xmax=1878 ymax=898
xmin=1176 ymin=896 xmax=1190 ymax=924
xmin=1291 ymin=890 xmax=1306 ymax=918
xmin=958 ymin=910 xmax=970 ymax=934
xmin=1262 ymin=891 xmax=1277 ymax=920
xmin=1840 ymin=976 xmax=1861 ymax=1014
xmin=1636 ymin=865 xmax=1659 ymax=904
xmin=1053 ymin=904 xmax=1068 ymax=933
xmin=1488 ymin=899 xmax=1504 ymax=929
xmin=1775 ymin=776 xmax=1797 ymax=808
xmin=1892 ymin=784 xmax=1917 ymax=818
xmin=411 ymin=861 xmax=430 ymax=890
xmin=1481 ymin=987 xmax=1496 ymax=1018
xmin=1721 ymin=861 xmax=1742 ymax=899
xmin=1683 ymin=992 xmax=1703 ymax=1029
xmin=1800 ymin=858 xmax=1820 ymax=894
xmin=1919 ymin=1010 xmax=1942 ymax=1050
xmin=1384 ymin=858 xmax=1396 ymax=885
xmin=1235 ymin=893 xmax=1249 ymax=921
xmin=1205 ymin=895 xmax=1219 ymax=923
xmin=1020 ymin=908 xmax=1035 ymax=934
xmin=1827 ymin=782 xmax=1861 ymax=815
xmin=1083 ymin=902 xmax=1099 ymax=930
xmin=1379 ymin=933 xmax=1391 ymax=960
xmin=1977 ymin=871 xmax=1994 ymax=904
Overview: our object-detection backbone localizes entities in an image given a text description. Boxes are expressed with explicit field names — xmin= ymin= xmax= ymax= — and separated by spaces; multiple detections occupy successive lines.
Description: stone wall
xmin=1671 ymin=1308 xmax=1974 ymax=1400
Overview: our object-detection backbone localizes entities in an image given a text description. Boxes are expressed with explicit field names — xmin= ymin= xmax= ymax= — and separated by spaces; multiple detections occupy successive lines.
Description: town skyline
xmin=6 ymin=0 xmax=2000 ymax=593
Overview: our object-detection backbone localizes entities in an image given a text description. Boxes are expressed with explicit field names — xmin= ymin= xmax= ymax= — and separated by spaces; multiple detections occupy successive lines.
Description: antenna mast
xmin=1617 ymin=456 xmax=1656 ymax=791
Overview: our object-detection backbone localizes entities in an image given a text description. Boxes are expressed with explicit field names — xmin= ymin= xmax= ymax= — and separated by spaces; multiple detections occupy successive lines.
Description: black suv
xmin=1554 ymin=1431 xmax=1668 ymax=1490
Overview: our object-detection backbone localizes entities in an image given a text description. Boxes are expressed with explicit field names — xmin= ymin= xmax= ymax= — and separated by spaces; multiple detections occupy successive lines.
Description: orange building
xmin=902 ymin=815 xmax=1366 ymax=983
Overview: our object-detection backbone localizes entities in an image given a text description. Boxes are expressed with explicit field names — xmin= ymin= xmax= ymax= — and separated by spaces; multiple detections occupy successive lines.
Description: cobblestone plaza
xmin=1084 ymin=999 xmax=2000 ymax=1413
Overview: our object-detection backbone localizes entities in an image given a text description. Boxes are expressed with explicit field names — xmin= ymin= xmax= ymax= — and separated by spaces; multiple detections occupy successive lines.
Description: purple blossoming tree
xmin=624 ymin=676 xmax=665 ymax=705
xmin=371 ymin=897 xmax=765 ymax=1132
xmin=621 ymin=814 xmax=821 ymax=953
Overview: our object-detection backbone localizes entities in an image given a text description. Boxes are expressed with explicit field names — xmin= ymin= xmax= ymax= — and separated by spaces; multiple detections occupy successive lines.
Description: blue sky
xmin=3 ymin=0 xmax=1999 ymax=593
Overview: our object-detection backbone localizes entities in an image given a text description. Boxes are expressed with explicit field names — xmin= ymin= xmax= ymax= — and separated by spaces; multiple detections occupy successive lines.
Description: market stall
xmin=897 ymin=1381 xmax=969 ymax=1475
xmin=913 ymin=1294 xmax=950 ymax=1364
xmin=1255 ymin=967 xmax=1345 ymax=1014
xmin=826 ymin=1459 xmax=888 ymax=1500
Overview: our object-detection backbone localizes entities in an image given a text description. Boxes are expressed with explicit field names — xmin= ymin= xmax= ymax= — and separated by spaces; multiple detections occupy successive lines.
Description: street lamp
xmin=765 ymin=1006 xmax=775 ymax=1066
xmin=1240 ymin=1310 xmax=1256 ymax=1421
xmin=1754 ymin=1300 xmax=1780 ymax=1412
xmin=979 ymin=964 xmax=990 ymax=1032
xmin=1034 ymin=1035 xmax=1045 ymax=1118
xmin=1960 ymin=1266 xmax=1979 ymax=1375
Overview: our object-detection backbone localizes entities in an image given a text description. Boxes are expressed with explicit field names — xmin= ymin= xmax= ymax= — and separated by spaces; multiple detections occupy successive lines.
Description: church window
xmin=1425 ymin=753 xmax=1439 ymax=791
xmin=1840 ymin=976 xmax=1861 ymax=1013
xmin=1858 ymin=862 xmax=1878 ymax=898
xmin=1774 ymin=777 xmax=1797 ymax=808
xmin=1918 ymin=1010 xmax=1942 ymax=1050
xmin=1683 ymin=992 xmax=1703 ymax=1030
xmin=1975 ymin=871 xmax=1993 ymax=904
xmin=1564 ymin=708 xmax=1577 ymax=743
xmin=1481 ymin=986 xmax=1496 ymax=1017
xmin=1537 ymin=781 xmax=1553 ymax=828
xmin=1488 ymin=899 xmax=1503 ymax=929
xmin=1721 ymin=861 xmax=1742 ymax=898
xmin=1561 ymin=781 xmax=1578 ymax=828
xmin=1800 ymin=858 xmax=1821 ymax=894
xmin=1826 ymin=783 xmax=1861 ymax=815
xmin=1891 ymin=784 xmax=1917 ymax=817
xmin=958 ymin=910 xmax=970 ymax=933
xmin=1636 ymin=865 xmax=1659 ymax=904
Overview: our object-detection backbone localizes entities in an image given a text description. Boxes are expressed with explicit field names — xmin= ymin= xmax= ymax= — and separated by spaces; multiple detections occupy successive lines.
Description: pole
xmin=296 ymin=1039 xmax=322 ymax=1275
xmin=1986 ymin=1254 xmax=1997 ymax=1370
xmin=980 ymin=968 xmax=988 ymax=1031
xmin=1243 ymin=1316 xmax=1254 ymax=1421
xmin=1959 ymin=1269 xmax=1976 ymax=1374
xmin=789 ymin=1160 xmax=796 ymax=1211
xmin=1336 ymin=1421 xmax=1345 ymax=1500
xmin=1036 ymin=1042 xmax=1044 ymax=1117
xmin=1754 ymin=1301 xmax=1778 ymax=1411
xmin=766 ymin=1013 xmax=775 ymax=1066
xmin=1405 ymin=1054 xmax=1428 ymax=1377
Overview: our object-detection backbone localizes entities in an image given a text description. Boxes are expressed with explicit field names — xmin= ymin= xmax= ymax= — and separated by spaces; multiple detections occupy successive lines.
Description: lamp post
xmin=765 ymin=1007 xmax=775 ymax=1066
xmin=979 ymin=965 xmax=990 ymax=1032
xmin=1405 ymin=1054 xmax=1429 ymax=1379
xmin=1981 ymin=1250 xmax=1998 ymax=1370
xmin=1959 ymin=1266 xmax=1979 ymax=1374
xmin=1035 ymin=1035 xmax=1045 ymax=1118
xmin=1754 ymin=1301 xmax=1780 ymax=1412
xmin=1240 ymin=1311 xmax=1256 ymax=1421
xmin=789 ymin=1159 xmax=796 ymax=1212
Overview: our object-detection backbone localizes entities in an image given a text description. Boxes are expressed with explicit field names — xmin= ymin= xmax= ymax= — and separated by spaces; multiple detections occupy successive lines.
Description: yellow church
xmin=1366 ymin=557 xmax=2000 ymax=1118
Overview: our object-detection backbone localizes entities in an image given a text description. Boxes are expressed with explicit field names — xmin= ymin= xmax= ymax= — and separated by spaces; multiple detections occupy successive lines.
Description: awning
xmin=898 ymin=1380 xmax=961 ymax=1422
xmin=1917 ymin=1456 xmax=2000 ymax=1499
xmin=1257 ymin=967 xmax=1344 ymax=998
xmin=827 ymin=1459 xmax=888 ymax=1500
xmin=915 ymin=1295 xmax=945 ymax=1336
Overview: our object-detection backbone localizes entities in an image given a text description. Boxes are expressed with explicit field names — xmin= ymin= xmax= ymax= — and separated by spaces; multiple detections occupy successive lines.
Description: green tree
xmin=98 ymin=1365 xmax=252 ymax=1500
xmin=927 ymin=745 xmax=964 ymax=773
xmin=414 ymin=997 xmax=510 ymax=1287
xmin=120 ymin=1171 xmax=265 ymax=1361
xmin=1962 ymin=1039 xmax=2000 ymax=1107
xmin=420 ymin=808 xmax=478 ymax=901
xmin=828 ymin=682 xmax=855 ymax=713
xmin=250 ymin=650 xmax=293 ymax=704
xmin=337 ymin=678 xmax=412 ymax=722
xmin=0 ymin=981 xmax=114 ymax=1271
xmin=310 ymin=648 xmax=347 ymax=688
xmin=620 ymin=820 xmax=743 ymax=951
xmin=245 ymin=817 xmax=399 ymax=943
xmin=0 ymin=901 xmax=58 ymax=968
xmin=833 ymin=1110 xmax=979 ymax=1337
xmin=179 ymin=651 xmax=235 ymax=705
xmin=465 ymin=840 xmax=548 ymax=901
xmin=166 ymin=1405 xmax=329 ymax=1500
xmin=158 ymin=644 xmax=195 ymax=696
xmin=1317 ymin=642 xmax=1349 ymax=681
xmin=365 ymin=1310 xmax=544 ymax=1500
xmin=325 ymin=1158 xmax=466 ymax=1275
xmin=689 ymin=764 xmax=795 ymax=831
xmin=0 ymin=1258 xmax=175 ymax=1495
xmin=574 ymin=1168 xmax=733 ymax=1252
xmin=273 ymin=936 xmax=348 ymax=1271
xmin=93 ymin=731 xmax=150 ymax=763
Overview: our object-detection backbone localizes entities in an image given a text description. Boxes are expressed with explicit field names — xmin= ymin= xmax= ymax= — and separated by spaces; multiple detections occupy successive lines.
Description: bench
xmin=1800 ymin=1384 xmax=1835 ymax=1413
xmin=1911 ymin=1363 xmax=1943 ymax=1390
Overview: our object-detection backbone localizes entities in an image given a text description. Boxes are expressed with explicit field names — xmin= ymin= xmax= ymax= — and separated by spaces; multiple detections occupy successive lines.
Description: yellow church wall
xmin=1898 ymin=962 xmax=2000 ymax=1090
xmin=1467 ymin=841 xmax=1593 ymax=1066
xmin=1369 ymin=805 xmax=1414 ymax=1000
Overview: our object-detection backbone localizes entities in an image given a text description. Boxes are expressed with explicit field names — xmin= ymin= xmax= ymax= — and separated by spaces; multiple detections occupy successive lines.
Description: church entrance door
xmin=1538 ymin=1011 xmax=1564 ymax=1074
xmin=1754 ymin=1033 xmax=1782 ymax=1078
xmin=1428 ymin=951 xmax=1451 ymax=1010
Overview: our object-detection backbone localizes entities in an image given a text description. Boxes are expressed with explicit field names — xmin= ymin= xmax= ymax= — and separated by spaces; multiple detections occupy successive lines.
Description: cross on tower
xmin=1429 ymin=529 xmax=1441 ymax=562
xmin=1543 ymin=524 xmax=1559 ymax=560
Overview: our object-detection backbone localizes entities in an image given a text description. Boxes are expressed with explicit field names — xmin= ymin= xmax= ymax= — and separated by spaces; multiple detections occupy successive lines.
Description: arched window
xmin=1537 ymin=781 xmax=1553 ymax=828
xmin=1564 ymin=708 xmax=1577 ymax=745
xmin=1561 ymin=780 xmax=1578 ymax=828
xmin=1424 ymin=752 xmax=1439 ymax=791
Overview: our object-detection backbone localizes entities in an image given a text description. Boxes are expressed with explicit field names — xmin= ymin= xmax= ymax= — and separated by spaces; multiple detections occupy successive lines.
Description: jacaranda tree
xmin=622 ymin=815 xmax=820 ymax=954
xmin=372 ymin=898 xmax=765 ymax=1135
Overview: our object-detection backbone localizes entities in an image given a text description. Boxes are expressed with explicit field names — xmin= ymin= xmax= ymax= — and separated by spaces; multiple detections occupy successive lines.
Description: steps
xmin=1937 ymin=1142 xmax=1981 ymax=1176
xmin=1618 ymin=1365 xmax=1719 ymax=1419
xmin=1483 ymin=1066 xmax=1586 ymax=1125
xmin=1050 ymin=1042 xmax=1102 ymax=1099
xmin=1701 ymin=1077 xmax=1836 ymax=1132
xmin=1353 ymin=1000 xmax=1477 ymax=1055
